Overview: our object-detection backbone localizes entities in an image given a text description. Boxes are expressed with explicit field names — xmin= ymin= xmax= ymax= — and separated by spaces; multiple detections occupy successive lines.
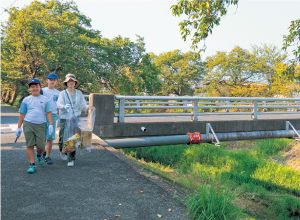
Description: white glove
xmin=48 ymin=124 xmax=53 ymax=135
xmin=64 ymin=104 xmax=72 ymax=112
xmin=56 ymin=119 xmax=60 ymax=128
xmin=16 ymin=128 xmax=22 ymax=137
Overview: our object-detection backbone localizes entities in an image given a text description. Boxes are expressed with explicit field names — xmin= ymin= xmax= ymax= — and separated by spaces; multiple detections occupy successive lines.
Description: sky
xmin=1 ymin=0 xmax=300 ymax=61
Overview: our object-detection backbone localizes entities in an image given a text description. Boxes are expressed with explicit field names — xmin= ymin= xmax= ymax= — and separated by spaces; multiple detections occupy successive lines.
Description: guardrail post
xmin=226 ymin=100 xmax=230 ymax=112
xmin=191 ymin=98 xmax=198 ymax=121
xmin=118 ymin=97 xmax=125 ymax=123
xmin=183 ymin=100 xmax=187 ymax=113
xmin=296 ymin=101 xmax=300 ymax=112
xmin=263 ymin=101 xmax=266 ymax=112
xmin=136 ymin=100 xmax=140 ymax=113
xmin=251 ymin=100 xmax=258 ymax=120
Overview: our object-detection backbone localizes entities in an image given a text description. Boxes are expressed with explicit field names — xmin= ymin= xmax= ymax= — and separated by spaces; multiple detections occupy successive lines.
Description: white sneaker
xmin=60 ymin=152 xmax=67 ymax=161
xmin=67 ymin=161 xmax=74 ymax=167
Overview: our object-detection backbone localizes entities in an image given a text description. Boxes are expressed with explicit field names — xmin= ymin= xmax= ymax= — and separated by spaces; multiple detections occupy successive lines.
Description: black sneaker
xmin=45 ymin=157 xmax=53 ymax=164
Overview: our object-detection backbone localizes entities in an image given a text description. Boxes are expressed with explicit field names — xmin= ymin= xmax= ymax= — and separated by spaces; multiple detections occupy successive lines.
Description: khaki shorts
xmin=23 ymin=121 xmax=45 ymax=149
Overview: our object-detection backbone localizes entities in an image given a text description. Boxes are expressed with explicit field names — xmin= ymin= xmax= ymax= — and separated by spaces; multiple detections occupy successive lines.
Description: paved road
xmin=1 ymin=104 xmax=187 ymax=220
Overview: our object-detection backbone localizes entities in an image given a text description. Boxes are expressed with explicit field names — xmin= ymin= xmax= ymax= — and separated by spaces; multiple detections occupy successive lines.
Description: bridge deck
xmin=113 ymin=114 xmax=300 ymax=123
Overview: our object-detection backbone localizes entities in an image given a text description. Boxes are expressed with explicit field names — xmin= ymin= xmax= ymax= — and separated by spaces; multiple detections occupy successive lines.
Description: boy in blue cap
xmin=40 ymin=73 xmax=60 ymax=164
xmin=16 ymin=79 xmax=53 ymax=173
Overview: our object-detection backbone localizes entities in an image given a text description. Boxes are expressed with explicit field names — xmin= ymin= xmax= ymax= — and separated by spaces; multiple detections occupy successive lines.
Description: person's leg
xmin=42 ymin=119 xmax=48 ymax=158
xmin=26 ymin=146 xmax=35 ymax=163
xmin=59 ymin=119 xmax=68 ymax=160
xmin=23 ymin=121 xmax=38 ymax=173
xmin=58 ymin=119 xmax=66 ymax=152
xmin=45 ymin=114 xmax=56 ymax=159
xmin=46 ymin=140 xmax=53 ymax=157
xmin=34 ymin=123 xmax=46 ymax=165
xmin=68 ymin=150 xmax=76 ymax=162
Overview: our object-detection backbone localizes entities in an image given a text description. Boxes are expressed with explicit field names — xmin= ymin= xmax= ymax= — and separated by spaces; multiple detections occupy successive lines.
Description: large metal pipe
xmin=103 ymin=130 xmax=298 ymax=149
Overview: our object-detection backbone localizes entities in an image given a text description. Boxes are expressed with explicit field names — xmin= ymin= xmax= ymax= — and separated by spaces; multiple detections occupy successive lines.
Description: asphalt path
xmin=1 ymin=104 xmax=187 ymax=220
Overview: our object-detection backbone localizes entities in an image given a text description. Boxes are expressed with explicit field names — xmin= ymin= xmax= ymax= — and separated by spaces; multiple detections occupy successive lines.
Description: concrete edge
xmin=91 ymin=134 xmax=194 ymax=202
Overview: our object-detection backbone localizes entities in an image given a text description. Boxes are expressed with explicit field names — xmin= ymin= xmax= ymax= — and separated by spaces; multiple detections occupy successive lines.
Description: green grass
xmin=122 ymin=139 xmax=300 ymax=219
xmin=184 ymin=181 xmax=242 ymax=220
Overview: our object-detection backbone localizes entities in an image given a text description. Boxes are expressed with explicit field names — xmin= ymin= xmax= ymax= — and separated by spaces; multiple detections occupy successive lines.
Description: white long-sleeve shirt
xmin=57 ymin=89 xmax=88 ymax=119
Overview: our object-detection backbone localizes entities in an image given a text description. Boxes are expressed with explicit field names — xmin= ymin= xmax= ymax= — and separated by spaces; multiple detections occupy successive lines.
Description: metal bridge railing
xmin=114 ymin=95 xmax=300 ymax=123
xmin=83 ymin=95 xmax=89 ymax=106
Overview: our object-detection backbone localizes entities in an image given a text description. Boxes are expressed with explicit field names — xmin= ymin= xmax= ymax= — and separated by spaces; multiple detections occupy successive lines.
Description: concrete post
xmin=118 ymin=97 xmax=125 ymax=123
xmin=89 ymin=93 xmax=115 ymax=138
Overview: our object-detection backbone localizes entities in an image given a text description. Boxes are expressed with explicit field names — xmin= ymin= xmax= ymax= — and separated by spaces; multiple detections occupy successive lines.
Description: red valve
xmin=186 ymin=132 xmax=201 ymax=145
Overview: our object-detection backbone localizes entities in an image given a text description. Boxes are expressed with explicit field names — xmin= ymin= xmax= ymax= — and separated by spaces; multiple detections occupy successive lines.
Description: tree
xmin=152 ymin=50 xmax=205 ymax=96
xmin=99 ymin=35 xmax=161 ymax=95
xmin=171 ymin=0 xmax=238 ymax=50
xmin=171 ymin=0 xmax=299 ymax=63
xmin=199 ymin=45 xmax=299 ymax=97
xmin=283 ymin=19 xmax=300 ymax=62
xmin=1 ymin=0 xmax=104 ymax=104
xmin=251 ymin=44 xmax=287 ymax=87
xmin=201 ymin=46 xmax=261 ymax=97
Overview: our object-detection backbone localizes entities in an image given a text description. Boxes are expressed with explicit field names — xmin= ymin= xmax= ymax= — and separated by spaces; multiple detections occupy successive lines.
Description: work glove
xmin=64 ymin=104 xmax=72 ymax=112
xmin=56 ymin=119 xmax=60 ymax=128
xmin=16 ymin=128 xmax=22 ymax=137
xmin=48 ymin=124 xmax=53 ymax=136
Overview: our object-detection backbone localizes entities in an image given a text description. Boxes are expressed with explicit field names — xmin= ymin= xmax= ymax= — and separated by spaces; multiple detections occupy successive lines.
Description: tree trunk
xmin=9 ymin=90 xmax=17 ymax=106
xmin=17 ymin=96 xmax=26 ymax=108
xmin=4 ymin=89 xmax=11 ymax=103
xmin=1 ymin=91 xmax=7 ymax=102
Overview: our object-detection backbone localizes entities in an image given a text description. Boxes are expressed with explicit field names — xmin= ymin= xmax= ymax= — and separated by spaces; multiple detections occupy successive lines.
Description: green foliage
xmin=100 ymin=35 xmax=161 ymax=95
xmin=1 ymin=0 xmax=103 ymax=96
xmin=254 ymin=139 xmax=292 ymax=157
xmin=199 ymin=45 xmax=299 ymax=97
xmin=171 ymin=0 xmax=238 ymax=50
xmin=283 ymin=19 xmax=300 ymax=62
xmin=184 ymin=181 xmax=240 ymax=220
xmin=124 ymin=139 xmax=300 ymax=219
xmin=171 ymin=0 xmax=299 ymax=64
xmin=152 ymin=50 xmax=205 ymax=96
xmin=124 ymin=139 xmax=300 ymax=195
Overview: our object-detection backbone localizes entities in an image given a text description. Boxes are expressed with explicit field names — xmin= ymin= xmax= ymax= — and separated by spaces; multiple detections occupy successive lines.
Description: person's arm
xmin=56 ymin=91 xmax=65 ymax=110
xmin=18 ymin=114 xmax=25 ymax=128
xmin=46 ymin=112 xmax=53 ymax=125
xmin=80 ymin=92 xmax=94 ymax=111
xmin=17 ymin=100 xmax=27 ymax=128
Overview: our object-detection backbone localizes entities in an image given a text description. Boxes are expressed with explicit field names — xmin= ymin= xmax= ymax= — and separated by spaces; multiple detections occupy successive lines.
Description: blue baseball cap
xmin=47 ymin=73 xmax=58 ymax=80
xmin=28 ymin=79 xmax=41 ymax=85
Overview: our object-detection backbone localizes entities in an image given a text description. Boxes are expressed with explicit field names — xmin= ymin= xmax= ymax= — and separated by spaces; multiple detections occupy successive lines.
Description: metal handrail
xmin=114 ymin=95 xmax=300 ymax=123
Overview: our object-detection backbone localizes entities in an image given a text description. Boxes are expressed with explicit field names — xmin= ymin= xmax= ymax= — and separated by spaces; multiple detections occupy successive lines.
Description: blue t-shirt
xmin=19 ymin=95 xmax=52 ymax=124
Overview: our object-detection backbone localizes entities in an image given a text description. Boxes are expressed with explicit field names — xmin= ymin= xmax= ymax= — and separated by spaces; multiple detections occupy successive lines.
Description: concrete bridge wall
xmin=90 ymin=94 xmax=300 ymax=139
